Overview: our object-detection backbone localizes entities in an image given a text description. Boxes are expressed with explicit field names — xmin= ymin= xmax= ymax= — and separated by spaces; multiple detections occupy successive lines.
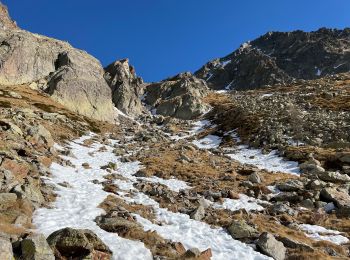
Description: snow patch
xmin=299 ymin=224 xmax=349 ymax=245
xmin=213 ymin=194 xmax=267 ymax=212
xmin=192 ymin=134 xmax=222 ymax=149
xmin=225 ymin=145 xmax=300 ymax=175
xmin=33 ymin=136 xmax=152 ymax=260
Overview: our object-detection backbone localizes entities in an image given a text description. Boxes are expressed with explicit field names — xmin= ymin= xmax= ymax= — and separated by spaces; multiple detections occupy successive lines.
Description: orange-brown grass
xmin=0 ymin=84 xmax=118 ymax=141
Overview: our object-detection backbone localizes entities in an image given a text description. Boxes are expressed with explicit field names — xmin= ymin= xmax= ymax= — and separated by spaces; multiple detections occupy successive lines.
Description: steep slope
xmin=0 ymin=3 xmax=116 ymax=122
xmin=196 ymin=28 xmax=350 ymax=90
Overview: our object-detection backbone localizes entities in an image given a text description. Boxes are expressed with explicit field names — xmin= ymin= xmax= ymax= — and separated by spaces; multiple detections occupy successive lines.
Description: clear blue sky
xmin=4 ymin=0 xmax=350 ymax=82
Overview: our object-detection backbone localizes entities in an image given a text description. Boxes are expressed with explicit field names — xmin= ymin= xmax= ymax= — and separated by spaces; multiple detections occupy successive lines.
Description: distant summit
xmin=195 ymin=28 xmax=350 ymax=90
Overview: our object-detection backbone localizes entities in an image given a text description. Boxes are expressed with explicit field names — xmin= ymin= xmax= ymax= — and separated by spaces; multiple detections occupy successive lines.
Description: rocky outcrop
xmin=104 ymin=59 xmax=144 ymax=117
xmin=196 ymin=28 xmax=350 ymax=90
xmin=0 ymin=8 xmax=115 ymax=122
xmin=144 ymin=72 xmax=209 ymax=120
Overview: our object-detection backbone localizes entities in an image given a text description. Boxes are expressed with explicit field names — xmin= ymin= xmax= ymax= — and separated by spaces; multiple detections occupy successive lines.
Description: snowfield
xmin=34 ymin=134 xmax=271 ymax=260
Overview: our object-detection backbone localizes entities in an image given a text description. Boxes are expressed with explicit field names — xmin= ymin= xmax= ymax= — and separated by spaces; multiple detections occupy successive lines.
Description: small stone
xmin=248 ymin=172 xmax=262 ymax=184
xmin=190 ymin=205 xmax=206 ymax=221
xmin=227 ymin=220 xmax=259 ymax=239
xmin=300 ymin=199 xmax=314 ymax=209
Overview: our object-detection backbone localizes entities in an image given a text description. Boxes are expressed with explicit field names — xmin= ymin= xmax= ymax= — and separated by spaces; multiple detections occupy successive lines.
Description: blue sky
xmin=4 ymin=0 xmax=350 ymax=82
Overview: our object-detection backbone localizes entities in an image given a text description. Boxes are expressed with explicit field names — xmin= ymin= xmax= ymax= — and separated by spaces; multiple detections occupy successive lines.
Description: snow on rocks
xmin=192 ymin=134 xmax=222 ymax=149
xmin=212 ymin=194 xmax=267 ymax=212
xmin=170 ymin=119 xmax=212 ymax=140
xmin=225 ymin=145 xmax=300 ymax=175
xmin=139 ymin=176 xmax=190 ymax=192
xmin=116 ymin=174 xmax=271 ymax=260
xmin=35 ymin=134 xmax=271 ymax=260
xmin=33 ymin=135 xmax=153 ymax=260
xmin=299 ymin=224 xmax=349 ymax=245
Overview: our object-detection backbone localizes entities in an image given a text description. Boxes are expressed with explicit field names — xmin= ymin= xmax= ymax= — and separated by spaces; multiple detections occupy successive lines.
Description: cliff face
xmin=104 ymin=59 xmax=144 ymax=117
xmin=196 ymin=28 xmax=350 ymax=90
xmin=0 ymin=3 xmax=116 ymax=122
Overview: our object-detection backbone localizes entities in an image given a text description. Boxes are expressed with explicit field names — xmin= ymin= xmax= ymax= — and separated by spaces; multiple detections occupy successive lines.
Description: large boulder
xmin=47 ymin=228 xmax=112 ymax=259
xmin=104 ymin=58 xmax=144 ymax=117
xmin=0 ymin=237 xmax=14 ymax=260
xmin=0 ymin=7 xmax=115 ymax=122
xmin=144 ymin=72 xmax=209 ymax=120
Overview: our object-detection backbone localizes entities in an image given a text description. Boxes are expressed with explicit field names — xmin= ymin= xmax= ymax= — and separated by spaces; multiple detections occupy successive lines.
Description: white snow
xmin=225 ymin=145 xmax=300 ymax=175
xmin=206 ymin=73 xmax=214 ymax=81
xmin=334 ymin=63 xmax=346 ymax=69
xmin=192 ymin=134 xmax=222 ymax=149
xmin=169 ymin=119 xmax=212 ymax=140
xmin=35 ymin=134 xmax=271 ymax=260
xmin=299 ymin=224 xmax=349 ymax=245
xmin=33 ymin=135 xmax=152 ymax=260
xmin=315 ymin=68 xmax=322 ymax=76
xmin=139 ymin=176 xmax=190 ymax=192
xmin=224 ymin=80 xmax=234 ymax=90
xmin=213 ymin=194 xmax=267 ymax=212
xmin=221 ymin=60 xmax=232 ymax=67
xmin=113 ymin=162 xmax=271 ymax=260
xmin=261 ymin=93 xmax=273 ymax=98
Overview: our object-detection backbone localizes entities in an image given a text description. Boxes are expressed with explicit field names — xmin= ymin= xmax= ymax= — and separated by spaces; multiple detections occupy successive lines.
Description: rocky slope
xmin=196 ymin=28 xmax=350 ymax=90
xmin=0 ymin=4 xmax=116 ymax=122
xmin=1 ymin=2 xmax=350 ymax=260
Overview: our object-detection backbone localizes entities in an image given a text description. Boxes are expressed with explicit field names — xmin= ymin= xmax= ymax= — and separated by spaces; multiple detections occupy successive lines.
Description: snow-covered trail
xmin=33 ymin=135 xmax=153 ymax=260
xmin=33 ymin=134 xmax=271 ymax=260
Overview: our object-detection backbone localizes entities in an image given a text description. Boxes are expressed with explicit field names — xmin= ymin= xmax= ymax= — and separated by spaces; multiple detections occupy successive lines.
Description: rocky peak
xmin=196 ymin=27 xmax=350 ymax=90
xmin=0 ymin=2 xmax=17 ymax=30
xmin=104 ymin=58 xmax=144 ymax=117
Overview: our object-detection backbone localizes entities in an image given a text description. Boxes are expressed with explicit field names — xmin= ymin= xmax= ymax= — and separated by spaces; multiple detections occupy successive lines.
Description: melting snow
xmin=33 ymin=135 xmax=152 ymax=260
xmin=315 ymin=67 xmax=322 ymax=76
xmin=169 ymin=119 xmax=212 ymax=140
xmin=261 ymin=93 xmax=273 ymax=98
xmin=139 ymin=176 xmax=190 ymax=192
xmin=299 ymin=224 xmax=349 ymax=245
xmin=35 ymin=134 xmax=271 ymax=260
xmin=192 ymin=134 xmax=222 ymax=149
xmin=225 ymin=145 xmax=300 ymax=175
xmin=221 ymin=60 xmax=232 ymax=67
xmin=213 ymin=194 xmax=267 ymax=212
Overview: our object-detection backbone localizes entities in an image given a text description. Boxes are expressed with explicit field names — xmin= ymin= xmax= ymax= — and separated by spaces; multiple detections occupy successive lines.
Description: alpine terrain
xmin=0 ymin=3 xmax=350 ymax=260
